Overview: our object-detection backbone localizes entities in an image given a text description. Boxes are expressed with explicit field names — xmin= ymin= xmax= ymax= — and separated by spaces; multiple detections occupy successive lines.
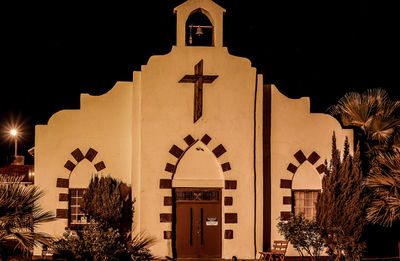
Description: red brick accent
xmin=160 ymin=179 xmax=172 ymax=189
xmin=225 ymin=213 xmax=238 ymax=223
xmin=308 ymin=151 xmax=320 ymax=165
xmin=164 ymin=231 xmax=172 ymax=239
xmin=294 ymin=150 xmax=307 ymax=164
xmin=56 ymin=209 xmax=68 ymax=219
xmin=224 ymin=230 xmax=234 ymax=239
xmin=316 ymin=164 xmax=327 ymax=174
xmin=94 ymin=161 xmax=106 ymax=171
xmin=56 ymin=178 xmax=69 ymax=188
xmin=283 ymin=196 xmax=292 ymax=205
xmin=164 ymin=196 xmax=172 ymax=206
xmin=212 ymin=144 xmax=226 ymax=158
xmin=160 ymin=213 xmax=172 ymax=223
xmin=169 ymin=145 xmax=184 ymax=158
xmin=224 ymin=197 xmax=233 ymax=206
xmin=64 ymin=160 xmax=76 ymax=172
xmin=287 ymin=163 xmax=298 ymax=174
xmin=59 ymin=193 xmax=69 ymax=202
xmin=221 ymin=162 xmax=231 ymax=172
xmin=201 ymin=134 xmax=211 ymax=145
xmin=225 ymin=180 xmax=237 ymax=189
xmin=71 ymin=148 xmax=84 ymax=162
xmin=85 ymin=148 xmax=98 ymax=162
xmin=281 ymin=211 xmax=292 ymax=221
xmin=280 ymin=179 xmax=292 ymax=189
xmin=184 ymin=135 xmax=196 ymax=146
xmin=165 ymin=163 xmax=175 ymax=173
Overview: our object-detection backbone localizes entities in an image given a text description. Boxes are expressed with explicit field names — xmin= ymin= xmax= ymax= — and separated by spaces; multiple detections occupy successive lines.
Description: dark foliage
xmin=278 ymin=213 xmax=324 ymax=260
xmin=81 ymin=175 xmax=124 ymax=229
xmin=0 ymin=176 xmax=55 ymax=260
xmin=54 ymin=175 xmax=155 ymax=261
xmin=316 ymin=133 xmax=367 ymax=260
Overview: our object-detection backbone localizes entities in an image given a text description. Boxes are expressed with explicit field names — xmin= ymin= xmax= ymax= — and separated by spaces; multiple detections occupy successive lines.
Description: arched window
xmin=68 ymin=160 xmax=96 ymax=229
xmin=292 ymin=161 xmax=322 ymax=220
xmin=185 ymin=9 xmax=214 ymax=46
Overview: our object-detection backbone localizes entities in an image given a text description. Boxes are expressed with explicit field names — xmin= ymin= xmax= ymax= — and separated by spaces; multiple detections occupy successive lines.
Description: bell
xmin=195 ymin=26 xmax=203 ymax=36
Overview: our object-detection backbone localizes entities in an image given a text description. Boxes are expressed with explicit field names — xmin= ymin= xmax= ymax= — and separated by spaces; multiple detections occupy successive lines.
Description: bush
xmin=278 ymin=213 xmax=324 ymax=261
xmin=81 ymin=175 xmax=124 ymax=229
xmin=54 ymin=225 xmax=128 ymax=261
xmin=54 ymin=175 xmax=155 ymax=260
xmin=54 ymin=224 xmax=155 ymax=261
xmin=316 ymin=135 xmax=366 ymax=260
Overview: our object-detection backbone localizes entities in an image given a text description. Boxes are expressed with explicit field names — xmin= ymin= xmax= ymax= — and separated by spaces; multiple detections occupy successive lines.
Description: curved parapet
xmin=144 ymin=46 xmax=253 ymax=75
xmin=47 ymin=81 xmax=132 ymax=126
xmin=270 ymin=84 xmax=352 ymax=144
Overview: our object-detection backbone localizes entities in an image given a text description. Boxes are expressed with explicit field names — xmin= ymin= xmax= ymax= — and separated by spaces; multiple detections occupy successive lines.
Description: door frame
xmin=172 ymin=187 xmax=222 ymax=258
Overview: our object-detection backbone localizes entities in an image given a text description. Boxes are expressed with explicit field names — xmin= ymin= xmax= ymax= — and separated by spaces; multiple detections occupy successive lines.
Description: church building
xmin=34 ymin=0 xmax=352 ymax=259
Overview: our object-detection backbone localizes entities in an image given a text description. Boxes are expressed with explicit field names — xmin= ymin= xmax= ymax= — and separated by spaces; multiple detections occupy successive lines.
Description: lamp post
xmin=10 ymin=129 xmax=17 ymax=156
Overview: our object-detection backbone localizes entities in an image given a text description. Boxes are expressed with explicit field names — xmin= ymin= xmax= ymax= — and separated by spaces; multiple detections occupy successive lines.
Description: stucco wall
xmin=136 ymin=45 xmax=259 ymax=259
xmin=34 ymin=81 xmax=133 ymax=244
xmin=270 ymin=85 xmax=353 ymax=256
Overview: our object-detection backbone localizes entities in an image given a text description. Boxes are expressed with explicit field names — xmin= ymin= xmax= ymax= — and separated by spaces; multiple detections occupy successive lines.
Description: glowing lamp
xmin=10 ymin=129 xmax=18 ymax=156
xmin=10 ymin=129 xmax=17 ymax=136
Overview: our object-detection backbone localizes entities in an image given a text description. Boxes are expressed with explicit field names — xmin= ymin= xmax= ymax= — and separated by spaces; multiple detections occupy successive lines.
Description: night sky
xmin=0 ymin=0 xmax=399 ymax=166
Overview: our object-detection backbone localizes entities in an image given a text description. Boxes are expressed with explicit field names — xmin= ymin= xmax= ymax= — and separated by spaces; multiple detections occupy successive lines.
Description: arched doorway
xmin=172 ymin=141 xmax=223 ymax=258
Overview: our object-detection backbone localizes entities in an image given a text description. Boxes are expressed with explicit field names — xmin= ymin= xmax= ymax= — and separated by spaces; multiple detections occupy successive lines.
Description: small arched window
xmin=292 ymin=162 xmax=322 ymax=220
xmin=185 ymin=9 xmax=214 ymax=46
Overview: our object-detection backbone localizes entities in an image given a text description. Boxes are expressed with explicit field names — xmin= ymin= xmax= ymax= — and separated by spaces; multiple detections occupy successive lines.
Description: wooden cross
xmin=179 ymin=59 xmax=218 ymax=123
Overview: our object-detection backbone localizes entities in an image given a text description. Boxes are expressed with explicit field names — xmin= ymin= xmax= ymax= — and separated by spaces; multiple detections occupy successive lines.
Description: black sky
xmin=0 ymin=0 xmax=399 ymax=166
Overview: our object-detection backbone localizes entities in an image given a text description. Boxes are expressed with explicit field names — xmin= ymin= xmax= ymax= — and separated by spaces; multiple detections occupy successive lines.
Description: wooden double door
xmin=174 ymin=188 xmax=222 ymax=258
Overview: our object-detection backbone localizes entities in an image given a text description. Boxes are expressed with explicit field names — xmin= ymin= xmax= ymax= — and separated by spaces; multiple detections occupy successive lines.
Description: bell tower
xmin=174 ymin=0 xmax=226 ymax=47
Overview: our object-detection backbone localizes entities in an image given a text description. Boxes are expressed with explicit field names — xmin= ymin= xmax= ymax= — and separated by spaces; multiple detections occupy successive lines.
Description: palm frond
xmin=0 ymin=175 xmax=55 ymax=253
xmin=392 ymin=132 xmax=400 ymax=152
xmin=367 ymin=117 xmax=400 ymax=143
xmin=329 ymin=91 xmax=375 ymax=131
xmin=366 ymin=153 xmax=400 ymax=226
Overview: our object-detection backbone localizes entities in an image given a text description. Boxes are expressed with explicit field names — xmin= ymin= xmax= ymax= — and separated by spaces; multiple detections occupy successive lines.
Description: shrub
xmin=278 ymin=213 xmax=324 ymax=260
xmin=316 ymin=134 xmax=366 ymax=260
xmin=54 ymin=225 xmax=128 ymax=261
xmin=54 ymin=175 xmax=155 ymax=260
xmin=81 ymin=175 xmax=124 ymax=229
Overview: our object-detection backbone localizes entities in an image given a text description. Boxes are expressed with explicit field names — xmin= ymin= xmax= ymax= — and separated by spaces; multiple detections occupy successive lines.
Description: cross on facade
xmin=179 ymin=59 xmax=218 ymax=123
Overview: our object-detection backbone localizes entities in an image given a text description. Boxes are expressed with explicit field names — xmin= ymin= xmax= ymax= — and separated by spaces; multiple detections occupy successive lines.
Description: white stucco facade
xmin=34 ymin=0 xmax=352 ymax=259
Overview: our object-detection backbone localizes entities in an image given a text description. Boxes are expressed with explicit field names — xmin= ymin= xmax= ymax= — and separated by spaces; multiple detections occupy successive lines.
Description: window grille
xmin=175 ymin=190 xmax=220 ymax=201
xmin=69 ymin=188 xmax=88 ymax=225
xmin=293 ymin=190 xmax=319 ymax=220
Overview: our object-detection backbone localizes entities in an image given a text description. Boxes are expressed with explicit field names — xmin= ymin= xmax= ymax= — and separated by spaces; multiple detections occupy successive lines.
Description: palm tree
xmin=329 ymin=88 xmax=400 ymax=227
xmin=366 ymin=152 xmax=400 ymax=227
xmin=0 ymin=176 xmax=56 ymax=259
xmin=329 ymin=88 xmax=400 ymax=161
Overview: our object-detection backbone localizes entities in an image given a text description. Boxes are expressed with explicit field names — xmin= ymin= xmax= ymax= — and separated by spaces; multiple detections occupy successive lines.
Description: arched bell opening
xmin=185 ymin=9 xmax=214 ymax=46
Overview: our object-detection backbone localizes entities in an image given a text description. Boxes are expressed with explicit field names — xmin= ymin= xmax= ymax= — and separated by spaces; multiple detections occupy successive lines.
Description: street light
xmin=10 ymin=129 xmax=18 ymax=156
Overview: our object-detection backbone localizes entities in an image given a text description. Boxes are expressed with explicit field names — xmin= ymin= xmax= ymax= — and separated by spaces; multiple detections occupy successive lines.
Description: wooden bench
xmin=258 ymin=240 xmax=288 ymax=261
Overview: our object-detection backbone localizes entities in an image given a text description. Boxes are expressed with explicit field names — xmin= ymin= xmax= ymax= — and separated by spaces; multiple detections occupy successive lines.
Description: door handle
xmin=200 ymin=208 xmax=203 ymax=245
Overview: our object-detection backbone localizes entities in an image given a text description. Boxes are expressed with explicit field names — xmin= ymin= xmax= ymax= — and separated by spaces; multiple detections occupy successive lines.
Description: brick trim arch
xmin=56 ymin=147 xmax=106 ymax=220
xmin=161 ymin=133 xmax=237 ymax=240
xmin=280 ymin=149 xmax=326 ymax=220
